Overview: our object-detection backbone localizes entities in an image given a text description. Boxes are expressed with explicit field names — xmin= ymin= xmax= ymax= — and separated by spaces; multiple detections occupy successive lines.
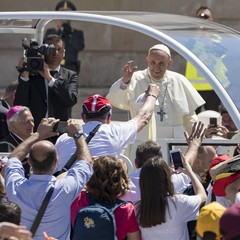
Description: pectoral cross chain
xmin=157 ymin=107 xmax=166 ymax=121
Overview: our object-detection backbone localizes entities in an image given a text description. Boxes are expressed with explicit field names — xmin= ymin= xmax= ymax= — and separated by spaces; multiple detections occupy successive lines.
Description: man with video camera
xmin=14 ymin=34 xmax=78 ymax=133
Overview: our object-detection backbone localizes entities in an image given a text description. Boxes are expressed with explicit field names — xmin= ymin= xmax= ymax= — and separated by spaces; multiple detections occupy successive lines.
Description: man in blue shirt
xmin=4 ymin=117 xmax=93 ymax=240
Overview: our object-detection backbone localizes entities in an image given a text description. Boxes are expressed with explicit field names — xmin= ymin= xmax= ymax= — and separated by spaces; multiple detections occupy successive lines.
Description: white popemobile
xmin=0 ymin=11 xmax=239 ymax=166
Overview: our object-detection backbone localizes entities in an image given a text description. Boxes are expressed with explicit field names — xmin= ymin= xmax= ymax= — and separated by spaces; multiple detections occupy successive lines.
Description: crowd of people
xmin=0 ymin=3 xmax=240 ymax=240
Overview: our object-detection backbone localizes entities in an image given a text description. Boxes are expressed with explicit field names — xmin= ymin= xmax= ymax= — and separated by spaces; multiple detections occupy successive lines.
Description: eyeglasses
xmin=56 ymin=48 xmax=65 ymax=53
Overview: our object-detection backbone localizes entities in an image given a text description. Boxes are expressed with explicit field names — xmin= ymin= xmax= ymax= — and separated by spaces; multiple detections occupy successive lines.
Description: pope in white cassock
xmin=106 ymin=44 xmax=205 ymax=160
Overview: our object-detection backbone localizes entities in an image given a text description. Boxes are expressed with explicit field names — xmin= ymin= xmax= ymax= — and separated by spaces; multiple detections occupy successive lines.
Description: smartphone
xmin=209 ymin=117 xmax=217 ymax=127
xmin=170 ymin=149 xmax=183 ymax=170
xmin=53 ymin=121 xmax=68 ymax=134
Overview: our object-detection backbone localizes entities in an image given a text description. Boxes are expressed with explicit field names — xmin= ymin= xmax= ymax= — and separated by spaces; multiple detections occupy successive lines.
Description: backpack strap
xmin=54 ymin=124 xmax=101 ymax=177
xmin=87 ymin=194 xmax=126 ymax=240
xmin=111 ymin=198 xmax=127 ymax=212
xmin=87 ymin=193 xmax=126 ymax=213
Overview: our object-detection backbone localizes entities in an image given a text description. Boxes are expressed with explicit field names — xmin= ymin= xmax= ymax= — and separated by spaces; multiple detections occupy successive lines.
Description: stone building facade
xmin=0 ymin=0 xmax=239 ymax=119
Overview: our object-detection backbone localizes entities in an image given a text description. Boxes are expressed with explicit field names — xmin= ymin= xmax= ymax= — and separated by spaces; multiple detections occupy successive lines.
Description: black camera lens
xmin=30 ymin=59 xmax=41 ymax=69
xmin=27 ymin=57 xmax=44 ymax=73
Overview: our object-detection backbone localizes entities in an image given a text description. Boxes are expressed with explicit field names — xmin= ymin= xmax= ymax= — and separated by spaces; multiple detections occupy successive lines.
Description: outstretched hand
xmin=184 ymin=121 xmax=205 ymax=147
xmin=122 ymin=60 xmax=138 ymax=84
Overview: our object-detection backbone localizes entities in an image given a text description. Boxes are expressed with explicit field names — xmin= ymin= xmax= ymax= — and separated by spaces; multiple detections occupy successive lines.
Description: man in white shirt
xmin=55 ymin=84 xmax=160 ymax=174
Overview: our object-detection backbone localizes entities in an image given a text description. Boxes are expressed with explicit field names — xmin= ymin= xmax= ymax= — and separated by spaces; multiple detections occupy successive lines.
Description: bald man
xmin=191 ymin=146 xmax=218 ymax=176
xmin=4 ymin=118 xmax=93 ymax=240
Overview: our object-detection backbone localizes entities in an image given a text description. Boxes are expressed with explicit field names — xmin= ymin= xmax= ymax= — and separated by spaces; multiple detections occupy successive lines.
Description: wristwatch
xmin=73 ymin=131 xmax=84 ymax=139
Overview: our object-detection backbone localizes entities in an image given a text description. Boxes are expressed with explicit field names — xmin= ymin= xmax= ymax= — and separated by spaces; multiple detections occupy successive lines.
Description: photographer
xmin=14 ymin=34 xmax=78 ymax=133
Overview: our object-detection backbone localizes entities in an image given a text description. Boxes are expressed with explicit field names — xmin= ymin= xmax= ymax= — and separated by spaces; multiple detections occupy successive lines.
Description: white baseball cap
xmin=148 ymin=44 xmax=171 ymax=57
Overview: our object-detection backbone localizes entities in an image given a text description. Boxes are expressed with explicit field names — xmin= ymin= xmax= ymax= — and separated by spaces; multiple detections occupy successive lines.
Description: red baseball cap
xmin=82 ymin=95 xmax=112 ymax=117
xmin=6 ymin=105 xmax=24 ymax=120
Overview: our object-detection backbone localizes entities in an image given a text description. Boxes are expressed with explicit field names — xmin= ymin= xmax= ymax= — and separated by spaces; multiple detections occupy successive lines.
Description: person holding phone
xmin=136 ymin=148 xmax=207 ymax=240
xmin=170 ymin=149 xmax=184 ymax=170
xmin=205 ymin=105 xmax=238 ymax=139
xmin=205 ymin=105 xmax=239 ymax=157
xmin=123 ymin=121 xmax=206 ymax=205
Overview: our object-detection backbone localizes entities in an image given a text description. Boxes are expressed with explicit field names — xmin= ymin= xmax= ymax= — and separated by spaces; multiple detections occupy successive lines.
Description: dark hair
xmin=55 ymin=1 xmax=77 ymax=11
xmin=83 ymin=109 xmax=111 ymax=121
xmin=137 ymin=156 xmax=174 ymax=227
xmin=135 ymin=140 xmax=162 ymax=168
xmin=29 ymin=144 xmax=57 ymax=173
xmin=87 ymin=156 xmax=130 ymax=204
xmin=44 ymin=34 xmax=65 ymax=46
xmin=0 ymin=200 xmax=21 ymax=224
xmin=196 ymin=6 xmax=213 ymax=20
xmin=219 ymin=104 xmax=228 ymax=115
xmin=196 ymin=6 xmax=212 ymax=15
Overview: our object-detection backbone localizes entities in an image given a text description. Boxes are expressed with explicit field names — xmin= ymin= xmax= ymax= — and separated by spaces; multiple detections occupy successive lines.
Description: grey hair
xmin=7 ymin=106 xmax=30 ymax=127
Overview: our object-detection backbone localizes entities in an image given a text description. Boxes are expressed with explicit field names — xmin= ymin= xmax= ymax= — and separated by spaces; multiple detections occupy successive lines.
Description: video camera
xmin=21 ymin=38 xmax=56 ymax=74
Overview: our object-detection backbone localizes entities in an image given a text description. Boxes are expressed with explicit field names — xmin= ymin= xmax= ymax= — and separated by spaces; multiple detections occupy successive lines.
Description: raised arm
xmin=184 ymin=121 xmax=205 ymax=167
xmin=132 ymin=84 xmax=160 ymax=132
xmin=66 ymin=119 xmax=92 ymax=164
xmin=181 ymin=154 xmax=207 ymax=203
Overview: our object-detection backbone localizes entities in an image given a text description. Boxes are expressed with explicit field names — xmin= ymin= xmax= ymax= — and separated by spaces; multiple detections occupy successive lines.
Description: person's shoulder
xmin=172 ymin=193 xmax=192 ymax=202
xmin=59 ymin=67 xmax=78 ymax=80
xmin=118 ymin=200 xmax=135 ymax=211
xmin=72 ymin=29 xmax=84 ymax=36
xmin=55 ymin=133 xmax=72 ymax=145
xmin=109 ymin=119 xmax=136 ymax=130
xmin=0 ymin=134 xmax=12 ymax=143
xmin=133 ymin=68 xmax=148 ymax=79
xmin=0 ymin=105 xmax=8 ymax=114
xmin=60 ymin=66 xmax=77 ymax=75
xmin=167 ymin=70 xmax=187 ymax=79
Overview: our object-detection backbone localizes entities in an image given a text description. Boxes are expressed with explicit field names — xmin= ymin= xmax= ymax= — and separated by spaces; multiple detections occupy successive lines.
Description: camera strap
xmin=54 ymin=124 xmax=101 ymax=177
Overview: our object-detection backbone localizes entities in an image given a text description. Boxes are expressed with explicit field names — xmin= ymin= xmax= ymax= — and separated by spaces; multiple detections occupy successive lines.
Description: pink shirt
xmin=71 ymin=190 xmax=140 ymax=240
